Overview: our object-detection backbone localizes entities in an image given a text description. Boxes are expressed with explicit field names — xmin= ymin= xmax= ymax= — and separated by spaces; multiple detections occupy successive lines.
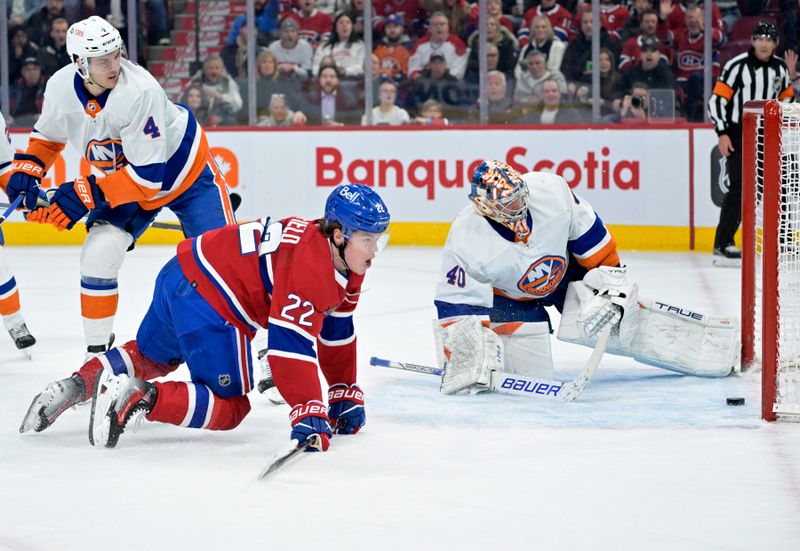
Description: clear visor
xmin=349 ymin=230 xmax=390 ymax=254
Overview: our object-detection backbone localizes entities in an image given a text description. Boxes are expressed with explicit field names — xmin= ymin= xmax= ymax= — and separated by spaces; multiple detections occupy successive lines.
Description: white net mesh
xmin=755 ymin=103 xmax=800 ymax=417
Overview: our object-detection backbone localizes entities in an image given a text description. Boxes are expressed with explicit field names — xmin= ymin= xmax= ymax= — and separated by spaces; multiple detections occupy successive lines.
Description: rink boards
xmin=3 ymin=124 xmax=721 ymax=251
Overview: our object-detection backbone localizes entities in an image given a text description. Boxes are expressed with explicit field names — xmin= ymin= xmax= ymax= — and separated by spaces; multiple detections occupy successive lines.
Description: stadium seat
xmin=719 ymin=40 xmax=753 ymax=66
xmin=729 ymin=15 xmax=778 ymax=41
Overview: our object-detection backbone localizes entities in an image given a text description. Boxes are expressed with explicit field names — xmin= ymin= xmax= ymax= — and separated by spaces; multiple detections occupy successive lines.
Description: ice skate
xmin=712 ymin=245 xmax=741 ymax=267
xmin=256 ymin=349 xmax=285 ymax=404
xmin=19 ymin=374 xmax=86 ymax=433
xmin=90 ymin=371 xmax=157 ymax=448
xmin=84 ymin=333 xmax=115 ymax=363
xmin=7 ymin=321 xmax=35 ymax=354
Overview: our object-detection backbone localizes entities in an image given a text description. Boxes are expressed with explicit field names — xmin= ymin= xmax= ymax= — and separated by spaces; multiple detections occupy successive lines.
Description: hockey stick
xmin=258 ymin=436 xmax=318 ymax=480
xmin=369 ymin=357 xmax=444 ymax=376
xmin=0 ymin=192 xmax=242 ymax=232
xmin=0 ymin=196 xmax=22 ymax=225
xmin=369 ymin=324 xmax=612 ymax=402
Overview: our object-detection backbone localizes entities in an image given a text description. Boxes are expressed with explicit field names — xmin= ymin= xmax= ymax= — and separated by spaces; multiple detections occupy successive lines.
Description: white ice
xmin=1 ymin=246 xmax=799 ymax=551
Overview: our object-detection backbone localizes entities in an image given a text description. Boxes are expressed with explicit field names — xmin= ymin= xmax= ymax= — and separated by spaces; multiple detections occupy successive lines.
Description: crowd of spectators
xmin=5 ymin=0 xmax=800 ymax=127
xmin=190 ymin=0 xmax=800 ymax=126
xmin=3 ymin=0 xmax=171 ymax=126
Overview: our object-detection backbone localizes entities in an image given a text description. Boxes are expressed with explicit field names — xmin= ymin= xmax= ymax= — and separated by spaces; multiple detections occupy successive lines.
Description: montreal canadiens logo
xmin=517 ymin=256 xmax=566 ymax=296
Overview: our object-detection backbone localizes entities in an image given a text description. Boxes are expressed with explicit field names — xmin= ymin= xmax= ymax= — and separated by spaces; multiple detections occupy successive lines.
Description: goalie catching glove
xmin=575 ymin=265 xmax=639 ymax=348
xmin=289 ymin=400 xmax=332 ymax=452
xmin=328 ymin=383 xmax=365 ymax=434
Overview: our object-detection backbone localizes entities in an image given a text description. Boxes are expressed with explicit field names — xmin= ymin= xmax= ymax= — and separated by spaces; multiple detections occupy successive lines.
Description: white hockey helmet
xmin=67 ymin=16 xmax=124 ymax=79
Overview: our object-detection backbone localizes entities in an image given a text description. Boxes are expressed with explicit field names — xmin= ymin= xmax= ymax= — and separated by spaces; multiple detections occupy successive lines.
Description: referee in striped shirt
xmin=708 ymin=22 xmax=794 ymax=267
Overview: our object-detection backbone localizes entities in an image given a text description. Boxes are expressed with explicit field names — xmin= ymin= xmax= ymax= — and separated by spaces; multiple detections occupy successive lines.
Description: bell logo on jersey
xmin=85 ymin=139 xmax=127 ymax=173
xmin=517 ymin=256 xmax=566 ymax=297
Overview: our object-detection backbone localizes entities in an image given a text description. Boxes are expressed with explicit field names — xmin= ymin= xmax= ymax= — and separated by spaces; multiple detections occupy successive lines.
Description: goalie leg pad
xmin=558 ymin=287 xmax=739 ymax=377
xmin=492 ymin=321 xmax=554 ymax=379
xmin=626 ymin=298 xmax=739 ymax=377
xmin=435 ymin=317 xmax=504 ymax=395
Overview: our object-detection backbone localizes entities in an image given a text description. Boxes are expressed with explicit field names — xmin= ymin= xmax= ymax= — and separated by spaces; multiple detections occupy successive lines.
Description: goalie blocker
xmin=557 ymin=281 xmax=739 ymax=377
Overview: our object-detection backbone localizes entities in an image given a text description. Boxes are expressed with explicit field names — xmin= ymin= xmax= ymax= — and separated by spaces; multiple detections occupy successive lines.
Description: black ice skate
xmin=712 ymin=245 xmax=742 ymax=268
xmin=19 ymin=374 xmax=86 ymax=433
xmin=84 ymin=333 xmax=115 ymax=362
xmin=90 ymin=371 xmax=157 ymax=448
xmin=8 ymin=322 xmax=36 ymax=350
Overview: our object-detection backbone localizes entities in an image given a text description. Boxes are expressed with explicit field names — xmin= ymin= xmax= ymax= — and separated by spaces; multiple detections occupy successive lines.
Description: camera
xmin=631 ymin=95 xmax=647 ymax=109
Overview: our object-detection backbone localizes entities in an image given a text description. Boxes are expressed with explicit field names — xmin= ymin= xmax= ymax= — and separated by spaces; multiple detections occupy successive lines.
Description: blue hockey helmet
xmin=324 ymin=184 xmax=391 ymax=239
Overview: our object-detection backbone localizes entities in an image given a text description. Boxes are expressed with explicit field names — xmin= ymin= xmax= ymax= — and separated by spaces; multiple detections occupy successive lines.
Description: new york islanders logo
xmin=517 ymin=256 xmax=566 ymax=296
xmin=85 ymin=139 xmax=127 ymax=173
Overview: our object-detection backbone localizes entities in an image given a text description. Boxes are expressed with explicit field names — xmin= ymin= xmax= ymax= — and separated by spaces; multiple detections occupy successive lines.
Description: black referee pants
xmin=714 ymin=125 xmax=742 ymax=250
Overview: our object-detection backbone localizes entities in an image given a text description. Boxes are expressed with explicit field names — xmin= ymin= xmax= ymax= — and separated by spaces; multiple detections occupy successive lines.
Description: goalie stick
xmin=369 ymin=324 xmax=612 ymax=401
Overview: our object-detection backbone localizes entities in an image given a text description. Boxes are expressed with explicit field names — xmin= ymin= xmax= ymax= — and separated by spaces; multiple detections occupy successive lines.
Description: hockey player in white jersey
xmin=434 ymin=160 xmax=740 ymax=395
xmin=4 ymin=16 xmax=236 ymax=363
xmin=0 ymin=114 xmax=35 ymax=351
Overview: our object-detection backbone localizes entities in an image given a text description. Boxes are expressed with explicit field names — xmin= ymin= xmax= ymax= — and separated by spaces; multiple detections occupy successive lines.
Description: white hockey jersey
xmin=24 ymin=58 xmax=211 ymax=210
xmin=435 ymin=171 xmax=619 ymax=315
xmin=0 ymin=116 xmax=13 ymax=187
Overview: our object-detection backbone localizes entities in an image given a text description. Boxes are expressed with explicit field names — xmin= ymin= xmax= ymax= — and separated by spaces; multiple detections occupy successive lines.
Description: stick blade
xmin=257 ymin=437 xmax=315 ymax=480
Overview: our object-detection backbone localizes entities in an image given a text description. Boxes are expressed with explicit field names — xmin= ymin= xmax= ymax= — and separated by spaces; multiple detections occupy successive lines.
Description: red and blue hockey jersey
xmin=176 ymin=216 xmax=363 ymax=407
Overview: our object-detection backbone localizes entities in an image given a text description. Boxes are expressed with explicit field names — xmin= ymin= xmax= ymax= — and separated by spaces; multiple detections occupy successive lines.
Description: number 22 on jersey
xmin=236 ymin=218 xmax=314 ymax=327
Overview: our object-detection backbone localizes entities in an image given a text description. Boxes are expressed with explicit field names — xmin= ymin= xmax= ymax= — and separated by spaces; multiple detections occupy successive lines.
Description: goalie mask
xmin=67 ymin=16 xmax=124 ymax=81
xmin=469 ymin=160 xmax=530 ymax=235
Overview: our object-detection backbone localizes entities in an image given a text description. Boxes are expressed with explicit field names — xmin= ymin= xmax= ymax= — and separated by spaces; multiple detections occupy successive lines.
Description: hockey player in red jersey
xmin=19 ymin=184 xmax=391 ymax=451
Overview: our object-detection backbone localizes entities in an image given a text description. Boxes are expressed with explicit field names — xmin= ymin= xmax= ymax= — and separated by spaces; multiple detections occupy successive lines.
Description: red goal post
xmin=742 ymin=99 xmax=800 ymax=421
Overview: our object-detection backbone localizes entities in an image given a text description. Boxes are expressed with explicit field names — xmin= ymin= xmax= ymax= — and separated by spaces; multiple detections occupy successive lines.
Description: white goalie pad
xmin=491 ymin=321 xmax=554 ymax=379
xmin=558 ymin=282 xmax=740 ymax=377
xmin=433 ymin=317 xmax=504 ymax=394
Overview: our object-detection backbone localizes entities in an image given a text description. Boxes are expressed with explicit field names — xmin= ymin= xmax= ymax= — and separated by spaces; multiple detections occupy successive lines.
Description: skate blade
xmin=265 ymin=386 xmax=286 ymax=406
xmin=19 ymin=392 xmax=44 ymax=433
xmin=89 ymin=370 xmax=121 ymax=447
xmin=712 ymin=257 xmax=741 ymax=268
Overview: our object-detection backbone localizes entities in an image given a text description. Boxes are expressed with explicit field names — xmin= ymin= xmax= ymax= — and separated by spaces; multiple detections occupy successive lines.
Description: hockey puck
xmin=726 ymin=397 xmax=745 ymax=406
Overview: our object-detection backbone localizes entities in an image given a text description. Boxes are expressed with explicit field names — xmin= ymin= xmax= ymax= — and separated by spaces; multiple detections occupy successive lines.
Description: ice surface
xmin=1 ymin=246 xmax=798 ymax=550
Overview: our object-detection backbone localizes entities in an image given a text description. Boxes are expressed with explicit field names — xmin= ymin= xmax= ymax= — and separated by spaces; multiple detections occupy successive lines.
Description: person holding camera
xmin=602 ymin=82 xmax=651 ymax=123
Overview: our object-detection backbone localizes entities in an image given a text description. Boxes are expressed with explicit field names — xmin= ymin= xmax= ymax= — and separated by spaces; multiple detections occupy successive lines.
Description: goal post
xmin=742 ymin=99 xmax=800 ymax=421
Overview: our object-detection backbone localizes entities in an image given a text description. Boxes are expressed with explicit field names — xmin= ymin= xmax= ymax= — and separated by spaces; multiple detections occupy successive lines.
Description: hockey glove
xmin=46 ymin=175 xmax=104 ymax=231
xmin=328 ymin=383 xmax=365 ymax=434
xmin=7 ymin=154 xmax=45 ymax=210
xmin=289 ymin=400 xmax=332 ymax=452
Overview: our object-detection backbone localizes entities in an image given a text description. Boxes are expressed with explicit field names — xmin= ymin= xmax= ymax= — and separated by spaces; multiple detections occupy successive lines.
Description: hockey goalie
xmin=432 ymin=160 xmax=740 ymax=396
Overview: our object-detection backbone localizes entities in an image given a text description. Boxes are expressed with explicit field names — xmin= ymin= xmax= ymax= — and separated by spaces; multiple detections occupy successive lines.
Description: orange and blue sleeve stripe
xmin=568 ymin=214 xmax=620 ymax=268
xmin=26 ymin=134 xmax=66 ymax=172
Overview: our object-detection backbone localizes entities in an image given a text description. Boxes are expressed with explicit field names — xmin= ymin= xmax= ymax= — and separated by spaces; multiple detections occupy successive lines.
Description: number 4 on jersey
xmin=143 ymin=116 xmax=161 ymax=138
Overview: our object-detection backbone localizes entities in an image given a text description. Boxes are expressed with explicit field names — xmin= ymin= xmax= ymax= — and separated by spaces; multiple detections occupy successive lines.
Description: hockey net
xmin=742 ymin=100 xmax=800 ymax=421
